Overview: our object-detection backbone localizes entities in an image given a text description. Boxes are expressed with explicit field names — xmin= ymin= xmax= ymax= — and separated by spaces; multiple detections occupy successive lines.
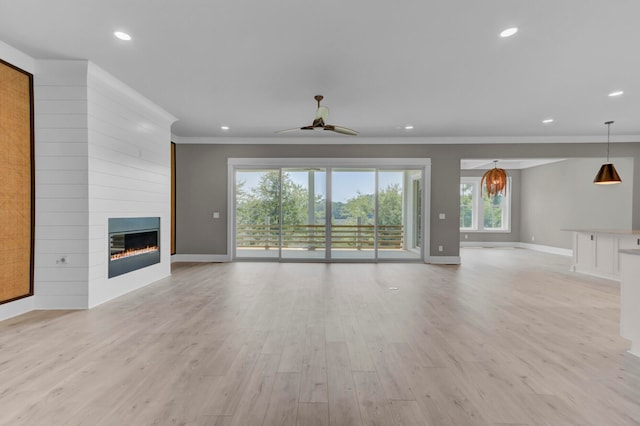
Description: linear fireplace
xmin=108 ymin=217 xmax=160 ymax=278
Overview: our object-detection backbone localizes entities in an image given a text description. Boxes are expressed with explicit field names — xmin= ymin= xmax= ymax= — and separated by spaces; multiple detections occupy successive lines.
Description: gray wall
xmin=520 ymin=157 xmax=633 ymax=249
xmin=459 ymin=169 xmax=521 ymax=244
xmin=175 ymin=142 xmax=640 ymax=258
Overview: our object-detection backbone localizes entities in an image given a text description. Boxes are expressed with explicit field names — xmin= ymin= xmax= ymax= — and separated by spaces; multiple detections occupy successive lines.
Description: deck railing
xmin=236 ymin=224 xmax=403 ymax=250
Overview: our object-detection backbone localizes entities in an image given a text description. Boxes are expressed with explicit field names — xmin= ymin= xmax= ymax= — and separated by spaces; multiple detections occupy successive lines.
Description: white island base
xmin=620 ymin=249 xmax=640 ymax=357
xmin=565 ymin=229 xmax=640 ymax=281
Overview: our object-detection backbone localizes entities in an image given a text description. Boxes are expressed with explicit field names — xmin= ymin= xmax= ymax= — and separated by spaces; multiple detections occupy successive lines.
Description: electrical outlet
xmin=531 ymin=236 xmax=535 ymax=242
xmin=438 ymin=245 xmax=444 ymax=252
xmin=464 ymin=234 xmax=468 ymax=239
xmin=213 ymin=212 xmax=220 ymax=219
xmin=439 ymin=213 xmax=446 ymax=220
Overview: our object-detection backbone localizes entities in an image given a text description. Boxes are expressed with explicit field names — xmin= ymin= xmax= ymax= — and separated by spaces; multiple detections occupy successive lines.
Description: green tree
xmin=343 ymin=191 xmax=374 ymax=225
xmin=331 ymin=201 xmax=346 ymax=220
xmin=483 ymin=191 xmax=503 ymax=228
xmin=378 ymin=183 xmax=402 ymax=226
xmin=460 ymin=183 xmax=474 ymax=228
xmin=236 ymin=171 xmax=311 ymax=226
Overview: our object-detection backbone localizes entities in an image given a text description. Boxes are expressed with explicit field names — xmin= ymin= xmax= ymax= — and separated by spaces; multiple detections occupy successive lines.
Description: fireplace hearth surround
xmin=108 ymin=217 xmax=160 ymax=278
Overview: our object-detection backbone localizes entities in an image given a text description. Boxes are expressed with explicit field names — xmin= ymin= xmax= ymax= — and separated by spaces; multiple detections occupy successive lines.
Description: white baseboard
xmin=460 ymin=241 xmax=572 ymax=257
xmin=171 ymin=254 xmax=231 ymax=263
xmin=426 ymin=256 xmax=461 ymax=265
xmin=0 ymin=296 xmax=34 ymax=322
xmin=518 ymin=242 xmax=572 ymax=257
xmin=173 ymin=253 xmax=463 ymax=265
xmin=461 ymin=242 xmax=516 ymax=248
xmin=572 ymin=266 xmax=619 ymax=282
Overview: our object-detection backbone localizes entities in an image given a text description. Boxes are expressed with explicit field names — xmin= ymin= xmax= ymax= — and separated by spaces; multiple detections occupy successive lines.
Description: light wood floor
xmin=1 ymin=248 xmax=640 ymax=425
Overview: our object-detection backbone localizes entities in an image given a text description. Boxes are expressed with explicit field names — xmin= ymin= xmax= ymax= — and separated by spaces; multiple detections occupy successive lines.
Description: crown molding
xmin=171 ymin=135 xmax=640 ymax=145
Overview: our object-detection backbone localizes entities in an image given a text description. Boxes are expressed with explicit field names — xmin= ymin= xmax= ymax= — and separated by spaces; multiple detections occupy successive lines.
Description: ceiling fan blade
xmin=274 ymin=127 xmax=303 ymax=134
xmin=325 ymin=125 xmax=358 ymax=136
xmin=277 ymin=96 xmax=356 ymax=135
xmin=275 ymin=125 xmax=319 ymax=134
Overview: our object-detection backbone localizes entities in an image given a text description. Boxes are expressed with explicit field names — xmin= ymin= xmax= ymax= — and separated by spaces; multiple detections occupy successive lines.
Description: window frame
xmin=228 ymin=157 xmax=432 ymax=262
xmin=460 ymin=176 xmax=511 ymax=233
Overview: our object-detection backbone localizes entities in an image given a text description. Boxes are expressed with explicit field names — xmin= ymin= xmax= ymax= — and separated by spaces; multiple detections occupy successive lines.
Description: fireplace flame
xmin=110 ymin=245 xmax=159 ymax=261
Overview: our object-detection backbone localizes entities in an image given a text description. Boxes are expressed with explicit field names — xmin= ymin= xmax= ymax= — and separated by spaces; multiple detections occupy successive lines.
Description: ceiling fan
xmin=276 ymin=95 xmax=358 ymax=136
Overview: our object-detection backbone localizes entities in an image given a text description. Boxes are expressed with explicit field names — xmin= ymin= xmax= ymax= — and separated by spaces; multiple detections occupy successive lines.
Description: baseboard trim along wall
xmin=0 ymin=295 xmax=34 ymax=322
xmin=172 ymin=245 xmax=572 ymax=265
xmin=425 ymin=256 xmax=462 ymax=265
xmin=460 ymin=241 xmax=573 ymax=257
xmin=172 ymin=254 xmax=463 ymax=265
xmin=171 ymin=254 xmax=231 ymax=263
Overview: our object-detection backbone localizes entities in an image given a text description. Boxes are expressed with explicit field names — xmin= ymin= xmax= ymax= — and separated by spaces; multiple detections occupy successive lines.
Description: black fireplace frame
xmin=108 ymin=217 xmax=160 ymax=278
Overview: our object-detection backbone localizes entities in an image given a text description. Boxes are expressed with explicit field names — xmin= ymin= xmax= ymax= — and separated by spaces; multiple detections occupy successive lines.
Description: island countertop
xmin=562 ymin=229 xmax=640 ymax=235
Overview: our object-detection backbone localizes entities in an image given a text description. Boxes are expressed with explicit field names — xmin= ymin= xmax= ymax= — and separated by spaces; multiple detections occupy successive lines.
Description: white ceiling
xmin=460 ymin=158 xmax=566 ymax=170
xmin=1 ymin=0 xmax=640 ymax=141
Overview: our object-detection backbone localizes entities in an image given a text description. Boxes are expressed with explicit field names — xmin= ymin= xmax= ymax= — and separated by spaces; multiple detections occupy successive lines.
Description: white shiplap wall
xmin=2 ymin=51 xmax=176 ymax=317
xmin=34 ymin=60 xmax=90 ymax=309
xmin=86 ymin=63 xmax=176 ymax=308
xmin=0 ymin=41 xmax=36 ymax=320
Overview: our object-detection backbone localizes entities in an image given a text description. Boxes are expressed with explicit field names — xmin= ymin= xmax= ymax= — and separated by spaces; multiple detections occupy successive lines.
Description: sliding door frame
xmin=228 ymin=158 xmax=431 ymax=262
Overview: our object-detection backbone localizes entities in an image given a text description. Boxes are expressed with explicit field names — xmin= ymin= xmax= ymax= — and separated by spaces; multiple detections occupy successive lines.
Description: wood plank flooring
xmin=1 ymin=248 xmax=640 ymax=425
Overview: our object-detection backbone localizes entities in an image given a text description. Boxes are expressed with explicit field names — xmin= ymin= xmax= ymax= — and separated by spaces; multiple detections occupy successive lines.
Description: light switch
xmin=213 ymin=212 xmax=220 ymax=219
xmin=439 ymin=213 xmax=446 ymax=220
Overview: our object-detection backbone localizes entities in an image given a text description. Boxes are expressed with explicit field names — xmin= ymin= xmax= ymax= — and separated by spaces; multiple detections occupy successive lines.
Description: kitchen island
xmin=620 ymin=249 xmax=640 ymax=357
xmin=564 ymin=229 xmax=640 ymax=281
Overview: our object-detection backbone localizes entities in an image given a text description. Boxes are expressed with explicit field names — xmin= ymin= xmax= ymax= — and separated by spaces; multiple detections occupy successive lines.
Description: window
xmin=460 ymin=182 xmax=474 ymax=229
xmin=230 ymin=158 xmax=430 ymax=262
xmin=460 ymin=177 xmax=511 ymax=231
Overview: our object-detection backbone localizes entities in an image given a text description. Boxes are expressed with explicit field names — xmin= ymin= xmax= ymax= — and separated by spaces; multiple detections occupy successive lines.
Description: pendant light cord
xmin=605 ymin=120 xmax=614 ymax=163
xmin=607 ymin=123 xmax=610 ymax=162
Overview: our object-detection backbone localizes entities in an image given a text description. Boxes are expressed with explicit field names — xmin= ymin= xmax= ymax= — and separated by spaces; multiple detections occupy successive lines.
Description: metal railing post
xmin=265 ymin=216 xmax=270 ymax=250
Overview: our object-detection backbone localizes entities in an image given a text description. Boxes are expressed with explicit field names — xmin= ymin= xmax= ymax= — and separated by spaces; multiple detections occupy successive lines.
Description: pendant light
xmin=481 ymin=160 xmax=507 ymax=197
xmin=593 ymin=121 xmax=622 ymax=185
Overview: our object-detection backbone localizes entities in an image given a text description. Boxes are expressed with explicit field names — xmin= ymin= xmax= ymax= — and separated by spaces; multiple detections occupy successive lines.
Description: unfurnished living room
xmin=1 ymin=1 xmax=640 ymax=425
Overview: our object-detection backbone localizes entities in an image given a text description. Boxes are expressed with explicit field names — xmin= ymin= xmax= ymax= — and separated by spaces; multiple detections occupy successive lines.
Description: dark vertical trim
xmin=28 ymin=65 xmax=35 ymax=299
xmin=171 ymin=142 xmax=177 ymax=255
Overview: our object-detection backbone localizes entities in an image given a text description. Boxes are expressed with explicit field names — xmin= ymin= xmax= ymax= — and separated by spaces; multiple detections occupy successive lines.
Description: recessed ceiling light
xmin=220 ymin=126 xmax=230 ymax=131
xmin=608 ymin=90 xmax=624 ymax=97
xmin=114 ymin=31 xmax=132 ymax=41
xmin=542 ymin=118 xmax=554 ymax=124
xmin=500 ymin=27 xmax=518 ymax=38
xmin=404 ymin=125 xmax=414 ymax=130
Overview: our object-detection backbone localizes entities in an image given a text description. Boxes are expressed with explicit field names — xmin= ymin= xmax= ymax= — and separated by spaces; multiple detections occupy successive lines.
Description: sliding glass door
xmin=235 ymin=169 xmax=281 ymax=259
xmin=377 ymin=170 xmax=422 ymax=260
xmin=280 ymin=168 xmax=327 ymax=260
xmin=232 ymin=161 xmax=427 ymax=262
xmin=331 ymin=169 xmax=376 ymax=260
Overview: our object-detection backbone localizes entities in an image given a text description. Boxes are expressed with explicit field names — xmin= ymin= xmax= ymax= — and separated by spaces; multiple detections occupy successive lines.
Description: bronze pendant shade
xmin=481 ymin=160 xmax=507 ymax=197
xmin=594 ymin=121 xmax=622 ymax=185
xmin=593 ymin=163 xmax=622 ymax=184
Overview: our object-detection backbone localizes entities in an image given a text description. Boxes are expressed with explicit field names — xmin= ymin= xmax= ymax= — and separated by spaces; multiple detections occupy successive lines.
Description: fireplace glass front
xmin=108 ymin=217 xmax=160 ymax=278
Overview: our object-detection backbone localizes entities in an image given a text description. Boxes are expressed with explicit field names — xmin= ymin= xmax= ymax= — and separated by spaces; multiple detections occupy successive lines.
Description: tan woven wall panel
xmin=0 ymin=59 xmax=33 ymax=303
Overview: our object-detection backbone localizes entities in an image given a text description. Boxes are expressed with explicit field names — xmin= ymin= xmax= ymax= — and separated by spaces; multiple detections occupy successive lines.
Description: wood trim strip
xmin=171 ymin=142 xmax=176 ymax=255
